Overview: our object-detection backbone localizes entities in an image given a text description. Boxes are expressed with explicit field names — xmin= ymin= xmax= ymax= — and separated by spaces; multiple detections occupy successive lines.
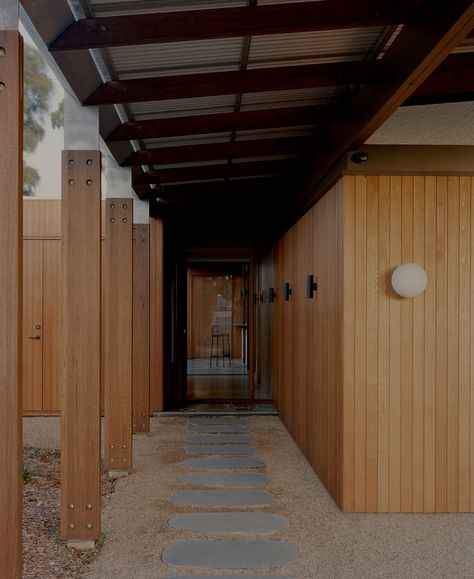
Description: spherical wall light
xmin=391 ymin=263 xmax=427 ymax=298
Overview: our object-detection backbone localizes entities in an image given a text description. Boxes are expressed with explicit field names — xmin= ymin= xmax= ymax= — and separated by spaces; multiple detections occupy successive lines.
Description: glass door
xmin=186 ymin=261 xmax=250 ymax=401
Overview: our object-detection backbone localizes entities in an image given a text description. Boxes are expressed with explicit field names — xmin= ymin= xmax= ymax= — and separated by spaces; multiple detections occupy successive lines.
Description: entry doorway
xmin=186 ymin=261 xmax=250 ymax=401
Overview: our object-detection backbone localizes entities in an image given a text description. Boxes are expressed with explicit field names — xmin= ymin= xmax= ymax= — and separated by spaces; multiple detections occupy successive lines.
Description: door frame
xmin=170 ymin=249 xmax=256 ymax=406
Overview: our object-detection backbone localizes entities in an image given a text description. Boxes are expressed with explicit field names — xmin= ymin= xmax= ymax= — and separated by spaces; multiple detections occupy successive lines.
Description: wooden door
xmin=23 ymin=240 xmax=43 ymax=411
xmin=23 ymin=239 xmax=61 ymax=413
xmin=42 ymin=241 xmax=61 ymax=411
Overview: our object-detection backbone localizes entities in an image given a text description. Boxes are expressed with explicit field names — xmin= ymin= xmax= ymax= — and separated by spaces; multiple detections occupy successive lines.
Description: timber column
xmin=0 ymin=1 xmax=23 ymax=576
xmin=61 ymin=95 xmax=101 ymax=548
xmin=104 ymin=197 xmax=133 ymax=474
xmin=132 ymin=223 xmax=151 ymax=434
xmin=103 ymin=159 xmax=134 ymax=474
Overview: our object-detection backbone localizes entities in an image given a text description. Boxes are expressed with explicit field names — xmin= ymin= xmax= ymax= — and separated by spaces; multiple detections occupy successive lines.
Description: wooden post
xmin=133 ymin=224 xmax=150 ymax=433
xmin=150 ymin=218 xmax=164 ymax=412
xmin=104 ymin=199 xmax=133 ymax=474
xmin=61 ymin=151 xmax=102 ymax=547
xmin=0 ymin=20 xmax=23 ymax=578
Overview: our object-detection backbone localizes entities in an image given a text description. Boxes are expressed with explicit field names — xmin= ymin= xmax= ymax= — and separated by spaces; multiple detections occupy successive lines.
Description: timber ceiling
xmin=22 ymin=0 xmax=474 ymax=225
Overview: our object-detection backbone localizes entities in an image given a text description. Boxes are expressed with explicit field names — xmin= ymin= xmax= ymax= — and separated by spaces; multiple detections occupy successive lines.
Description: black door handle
xmin=28 ymin=335 xmax=41 ymax=340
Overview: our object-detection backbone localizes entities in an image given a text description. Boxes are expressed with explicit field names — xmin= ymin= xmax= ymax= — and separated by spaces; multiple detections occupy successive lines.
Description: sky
xmin=21 ymin=24 xmax=64 ymax=199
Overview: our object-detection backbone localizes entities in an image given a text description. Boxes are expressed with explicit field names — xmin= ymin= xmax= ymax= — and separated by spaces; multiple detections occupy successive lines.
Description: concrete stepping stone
xmin=189 ymin=418 xmax=248 ymax=425
xmin=184 ymin=445 xmax=257 ymax=455
xmin=187 ymin=434 xmax=255 ymax=444
xmin=188 ymin=425 xmax=250 ymax=434
xmin=177 ymin=472 xmax=268 ymax=487
xmin=169 ymin=512 xmax=286 ymax=533
xmin=181 ymin=457 xmax=264 ymax=470
xmin=162 ymin=540 xmax=298 ymax=569
xmin=166 ymin=576 xmax=296 ymax=579
xmin=172 ymin=490 xmax=274 ymax=507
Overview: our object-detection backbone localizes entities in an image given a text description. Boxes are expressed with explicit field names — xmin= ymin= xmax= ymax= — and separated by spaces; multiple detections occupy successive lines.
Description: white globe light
xmin=391 ymin=263 xmax=427 ymax=298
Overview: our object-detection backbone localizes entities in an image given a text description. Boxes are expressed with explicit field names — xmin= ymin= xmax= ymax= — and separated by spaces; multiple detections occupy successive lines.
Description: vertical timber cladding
xmin=104 ymin=199 xmax=133 ymax=471
xmin=273 ymin=184 xmax=344 ymax=506
xmin=61 ymin=151 xmax=101 ymax=542
xmin=342 ymin=175 xmax=474 ymax=513
xmin=132 ymin=224 xmax=150 ymax=433
xmin=0 ymin=29 xmax=23 ymax=577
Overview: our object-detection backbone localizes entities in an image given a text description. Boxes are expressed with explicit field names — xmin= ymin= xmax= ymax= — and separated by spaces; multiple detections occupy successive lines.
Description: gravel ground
xmin=23 ymin=417 xmax=474 ymax=578
xmin=84 ymin=416 xmax=474 ymax=579
xmin=23 ymin=446 xmax=116 ymax=579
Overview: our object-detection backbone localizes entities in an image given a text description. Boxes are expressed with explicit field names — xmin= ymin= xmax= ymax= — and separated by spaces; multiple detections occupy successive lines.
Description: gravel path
xmin=83 ymin=416 xmax=474 ymax=578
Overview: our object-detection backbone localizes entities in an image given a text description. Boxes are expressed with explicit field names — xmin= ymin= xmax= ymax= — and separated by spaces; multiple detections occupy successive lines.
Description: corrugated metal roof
xmin=377 ymin=25 xmax=403 ymax=59
xmin=232 ymin=154 xmax=298 ymax=162
xmin=90 ymin=0 xmax=246 ymax=17
xmin=258 ymin=0 xmax=322 ymax=4
xmin=164 ymin=178 xmax=227 ymax=186
xmin=452 ymin=38 xmax=474 ymax=53
xmin=248 ymin=27 xmax=385 ymax=68
xmin=240 ymin=86 xmax=342 ymax=110
xmin=110 ymin=38 xmax=243 ymax=79
xmin=235 ymin=125 xmax=315 ymax=141
xmin=130 ymin=94 xmax=236 ymax=119
xmin=144 ymin=133 xmax=232 ymax=148
xmin=154 ymin=160 xmax=229 ymax=170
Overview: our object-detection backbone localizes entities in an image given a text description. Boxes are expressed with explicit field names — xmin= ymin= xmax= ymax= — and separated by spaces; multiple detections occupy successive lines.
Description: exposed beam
xmin=108 ymin=105 xmax=330 ymax=142
xmin=20 ymin=0 xmax=135 ymax=165
xmin=131 ymin=166 xmax=154 ymax=199
xmin=85 ymin=62 xmax=364 ymax=106
xmin=124 ymin=137 xmax=311 ymax=166
xmin=50 ymin=1 xmax=415 ymax=51
xmin=135 ymin=160 xmax=296 ymax=185
xmin=295 ymin=0 xmax=474 ymax=217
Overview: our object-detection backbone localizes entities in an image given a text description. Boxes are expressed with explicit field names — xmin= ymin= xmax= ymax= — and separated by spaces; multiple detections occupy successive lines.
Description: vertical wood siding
xmin=342 ymin=175 xmax=474 ymax=512
xmin=273 ymin=183 xmax=344 ymax=505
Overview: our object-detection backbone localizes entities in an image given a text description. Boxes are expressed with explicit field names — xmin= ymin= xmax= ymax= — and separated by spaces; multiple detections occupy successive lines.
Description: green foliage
xmin=23 ymin=464 xmax=35 ymax=484
xmin=23 ymin=165 xmax=40 ymax=197
xmin=50 ymin=100 xmax=64 ymax=130
xmin=23 ymin=44 xmax=64 ymax=196
xmin=24 ymin=44 xmax=53 ymax=154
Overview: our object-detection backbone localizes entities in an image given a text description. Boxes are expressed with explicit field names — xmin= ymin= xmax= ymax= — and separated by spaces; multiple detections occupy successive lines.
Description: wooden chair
xmin=209 ymin=324 xmax=231 ymax=368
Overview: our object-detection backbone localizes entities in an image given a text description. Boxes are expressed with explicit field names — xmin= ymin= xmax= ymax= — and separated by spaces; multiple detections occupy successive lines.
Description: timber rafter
xmin=49 ymin=1 xmax=417 ymax=51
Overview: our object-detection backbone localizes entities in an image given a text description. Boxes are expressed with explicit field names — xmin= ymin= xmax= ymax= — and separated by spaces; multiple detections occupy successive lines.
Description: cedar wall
xmin=272 ymin=183 xmax=344 ymax=505
xmin=269 ymin=174 xmax=474 ymax=513
xmin=23 ymin=200 xmax=155 ymax=415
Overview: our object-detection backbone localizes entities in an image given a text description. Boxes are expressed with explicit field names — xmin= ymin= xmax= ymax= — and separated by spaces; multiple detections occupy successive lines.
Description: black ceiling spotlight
xmin=351 ymin=151 xmax=369 ymax=164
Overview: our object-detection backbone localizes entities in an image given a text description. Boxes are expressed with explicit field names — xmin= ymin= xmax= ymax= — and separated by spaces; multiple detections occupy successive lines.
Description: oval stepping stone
xmin=189 ymin=418 xmax=248 ymax=425
xmin=165 ymin=576 xmax=296 ymax=579
xmin=166 ymin=576 xmax=296 ymax=579
xmin=187 ymin=434 xmax=255 ymax=444
xmin=189 ymin=425 xmax=250 ymax=434
xmin=171 ymin=490 xmax=274 ymax=507
xmin=177 ymin=472 xmax=268 ymax=487
xmin=181 ymin=457 xmax=264 ymax=470
xmin=169 ymin=512 xmax=286 ymax=533
xmin=184 ymin=445 xmax=257 ymax=455
xmin=162 ymin=540 xmax=298 ymax=569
